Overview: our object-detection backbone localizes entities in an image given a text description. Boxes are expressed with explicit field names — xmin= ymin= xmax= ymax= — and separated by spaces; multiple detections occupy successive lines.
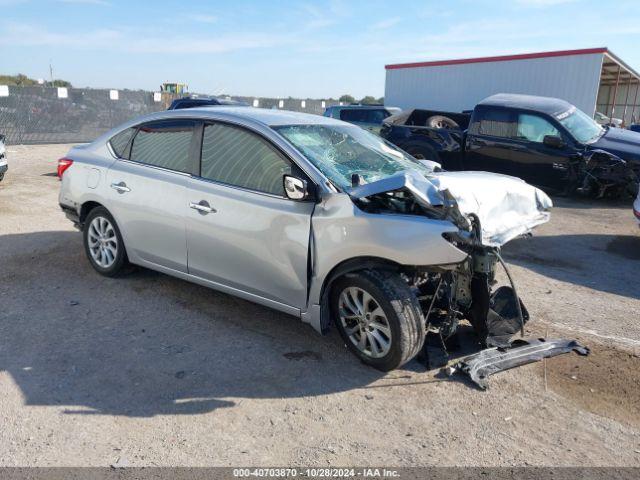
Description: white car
xmin=595 ymin=111 xmax=623 ymax=128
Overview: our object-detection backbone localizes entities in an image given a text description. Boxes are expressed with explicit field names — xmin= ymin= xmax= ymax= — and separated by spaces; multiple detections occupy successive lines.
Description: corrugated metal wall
xmin=385 ymin=53 xmax=604 ymax=116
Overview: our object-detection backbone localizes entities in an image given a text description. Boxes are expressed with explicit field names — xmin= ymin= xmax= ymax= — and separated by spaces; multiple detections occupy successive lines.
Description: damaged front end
xmin=574 ymin=149 xmax=639 ymax=199
xmin=350 ymin=170 xmax=588 ymax=386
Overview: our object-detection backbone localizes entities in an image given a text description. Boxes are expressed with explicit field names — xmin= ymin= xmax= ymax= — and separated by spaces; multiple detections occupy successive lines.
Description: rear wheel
xmin=330 ymin=269 xmax=425 ymax=371
xmin=427 ymin=115 xmax=459 ymax=130
xmin=83 ymin=207 xmax=129 ymax=277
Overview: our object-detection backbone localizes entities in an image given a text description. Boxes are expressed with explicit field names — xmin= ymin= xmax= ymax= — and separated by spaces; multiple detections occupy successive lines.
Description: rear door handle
xmin=110 ymin=182 xmax=130 ymax=193
xmin=189 ymin=200 xmax=216 ymax=215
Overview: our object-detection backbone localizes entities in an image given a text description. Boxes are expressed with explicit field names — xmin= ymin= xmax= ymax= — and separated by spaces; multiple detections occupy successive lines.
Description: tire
xmin=427 ymin=115 xmax=459 ymax=130
xmin=82 ymin=206 xmax=130 ymax=277
xmin=330 ymin=269 xmax=425 ymax=371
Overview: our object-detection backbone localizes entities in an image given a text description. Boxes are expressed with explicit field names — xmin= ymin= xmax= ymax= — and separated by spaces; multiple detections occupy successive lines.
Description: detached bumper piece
xmin=449 ymin=338 xmax=589 ymax=390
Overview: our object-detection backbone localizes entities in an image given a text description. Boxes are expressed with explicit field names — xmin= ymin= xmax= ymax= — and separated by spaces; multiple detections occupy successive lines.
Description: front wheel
xmin=330 ymin=270 xmax=425 ymax=371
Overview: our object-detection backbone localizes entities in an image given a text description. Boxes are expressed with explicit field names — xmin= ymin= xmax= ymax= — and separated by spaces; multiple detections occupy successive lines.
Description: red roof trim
xmin=385 ymin=48 xmax=608 ymax=70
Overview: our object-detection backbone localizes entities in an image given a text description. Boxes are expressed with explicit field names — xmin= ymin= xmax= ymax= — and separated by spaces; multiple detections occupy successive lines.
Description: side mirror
xmin=283 ymin=175 xmax=310 ymax=200
xmin=543 ymin=135 xmax=564 ymax=149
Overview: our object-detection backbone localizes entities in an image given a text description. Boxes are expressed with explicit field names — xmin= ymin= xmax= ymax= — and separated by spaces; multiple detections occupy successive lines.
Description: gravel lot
xmin=1 ymin=144 xmax=639 ymax=467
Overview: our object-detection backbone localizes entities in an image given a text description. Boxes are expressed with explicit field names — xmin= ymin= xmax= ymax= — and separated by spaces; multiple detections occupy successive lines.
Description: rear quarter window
xmin=108 ymin=127 xmax=136 ymax=158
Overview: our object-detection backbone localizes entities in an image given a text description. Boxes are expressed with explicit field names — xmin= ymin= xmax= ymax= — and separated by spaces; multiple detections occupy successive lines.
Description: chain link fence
xmin=0 ymin=86 xmax=341 ymax=145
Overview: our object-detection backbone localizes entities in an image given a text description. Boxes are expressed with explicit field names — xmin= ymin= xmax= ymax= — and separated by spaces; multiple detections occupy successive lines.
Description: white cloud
xmin=515 ymin=0 xmax=577 ymax=6
xmin=184 ymin=13 xmax=218 ymax=24
xmin=0 ymin=21 xmax=292 ymax=54
xmin=300 ymin=3 xmax=335 ymax=29
xmin=0 ymin=0 xmax=29 ymax=6
xmin=371 ymin=17 xmax=401 ymax=30
xmin=57 ymin=0 xmax=112 ymax=5
xmin=298 ymin=0 xmax=350 ymax=30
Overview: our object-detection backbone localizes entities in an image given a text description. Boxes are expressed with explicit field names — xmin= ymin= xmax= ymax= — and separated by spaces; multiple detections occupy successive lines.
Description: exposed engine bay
xmin=353 ymin=177 xmax=531 ymax=350
xmin=349 ymin=170 xmax=588 ymax=386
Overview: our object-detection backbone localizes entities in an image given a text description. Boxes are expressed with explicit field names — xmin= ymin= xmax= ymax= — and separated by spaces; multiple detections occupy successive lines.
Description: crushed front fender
xmin=449 ymin=337 xmax=590 ymax=390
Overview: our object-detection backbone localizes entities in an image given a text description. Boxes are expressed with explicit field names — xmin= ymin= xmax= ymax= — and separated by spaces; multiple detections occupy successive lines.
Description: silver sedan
xmin=58 ymin=107 xmax=551 ymax=370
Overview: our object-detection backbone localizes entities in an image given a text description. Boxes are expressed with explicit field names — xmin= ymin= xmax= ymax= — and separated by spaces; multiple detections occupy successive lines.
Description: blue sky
xmin=2 ymin=0 xmax=640 ymax=98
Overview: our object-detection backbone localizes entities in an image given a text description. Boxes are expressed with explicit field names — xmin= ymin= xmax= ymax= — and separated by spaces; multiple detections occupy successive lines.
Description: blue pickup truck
xmin=381 ymin=93 xmax=640 ymax=197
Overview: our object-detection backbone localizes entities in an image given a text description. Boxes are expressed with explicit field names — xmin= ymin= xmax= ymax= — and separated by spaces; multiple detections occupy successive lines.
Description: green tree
xmin=0 ymin=74 xmax=72 ymax=87
xmin=0 ymin=73 xmax=37 ymax=86
xmin=360 ymin=96 xmax=378 ymax=105
xmin=339 ymin=94 xmax=355 ymax=103
xmin=51 ymin=79 xmax=72 ymax=88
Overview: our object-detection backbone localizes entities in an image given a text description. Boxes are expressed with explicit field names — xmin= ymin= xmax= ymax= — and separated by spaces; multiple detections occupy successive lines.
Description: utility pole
xmin=49 ymin=61 xmax=53 ymax=83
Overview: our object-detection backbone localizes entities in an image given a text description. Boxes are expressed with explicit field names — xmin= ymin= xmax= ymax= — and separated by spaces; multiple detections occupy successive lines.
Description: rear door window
xmin=367 ymin=109 xmax=388 ymax=124
xmin=199 ymin=123 xmax=291 ymax=196
xmin=340 ymin=109 xmax=388 ymax=124
xmin=340 ymin=109 xmax=368 ymax=122
xmin=129 ymin=120 xmax=196 ymax=173
xmin=470 ymin=108 xmax=517 ymax=138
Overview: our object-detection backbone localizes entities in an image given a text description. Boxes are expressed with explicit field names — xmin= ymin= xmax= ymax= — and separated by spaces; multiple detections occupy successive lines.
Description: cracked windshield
xmin=274 ymin=124 xmax=433 ymax=190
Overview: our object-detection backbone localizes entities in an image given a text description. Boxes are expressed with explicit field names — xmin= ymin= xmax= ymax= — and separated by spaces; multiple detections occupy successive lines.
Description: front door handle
xmin=110 ymin=182 xmax=131 ymax=193
xmin=189 ymin=200 xmax=216 ymax=215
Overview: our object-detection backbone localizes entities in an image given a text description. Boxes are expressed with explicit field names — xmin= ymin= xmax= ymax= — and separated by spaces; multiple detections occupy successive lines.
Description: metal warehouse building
xmin=385 ymin=47 xmax=640 ymax=125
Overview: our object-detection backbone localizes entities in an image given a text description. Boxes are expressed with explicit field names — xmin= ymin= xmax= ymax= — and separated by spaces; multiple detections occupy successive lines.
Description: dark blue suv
xmin=168 ymin=96 xmax=248 ymax=110
xmin=323 ymin=105 xmax=401 ymax=135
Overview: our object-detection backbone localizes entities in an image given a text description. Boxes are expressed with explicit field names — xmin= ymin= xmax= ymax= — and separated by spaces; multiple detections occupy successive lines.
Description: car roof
xmin=171 ymin=97 xmax=246 ymax=106
xmin=329 ymin=105 xmax=397 ymax=110
xmin=138 ymin=106 xmax=346 ymax=127
xmin=478 ymin=93 xmax=574 ymax=117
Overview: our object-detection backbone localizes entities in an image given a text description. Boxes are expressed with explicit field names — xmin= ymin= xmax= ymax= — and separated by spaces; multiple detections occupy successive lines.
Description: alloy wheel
xmin=338 ymin=286 xmax=392 ymax=358
xmin=87 ymin=216 xmax=118 ymax=268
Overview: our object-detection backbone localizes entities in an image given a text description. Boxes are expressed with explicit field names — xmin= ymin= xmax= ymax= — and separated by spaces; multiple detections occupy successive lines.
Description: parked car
xmin=381 ymin=93 xmax=640 ymax=198
xmin=629 ymin=124 xmax=640 ymax=134
xmin=58 ymin=107 xmax=553 ymax=371
xmin=323 ymin=104 xmax=401 ymax=134
xmin=594 ymin=111 xmax=623 ymax=128
xmin=168 ymin=96 xmax=248 ymax=110
xmin=0 ymin=134 xmax=7 ymax=182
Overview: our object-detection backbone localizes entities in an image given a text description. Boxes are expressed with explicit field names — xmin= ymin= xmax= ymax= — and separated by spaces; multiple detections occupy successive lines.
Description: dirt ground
xmin=1 ymin=144 xmax=639 ymax=467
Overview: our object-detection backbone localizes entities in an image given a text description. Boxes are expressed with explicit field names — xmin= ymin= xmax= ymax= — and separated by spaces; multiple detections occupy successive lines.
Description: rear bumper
xmin=59 ymin=203 xmax=81 ymax=227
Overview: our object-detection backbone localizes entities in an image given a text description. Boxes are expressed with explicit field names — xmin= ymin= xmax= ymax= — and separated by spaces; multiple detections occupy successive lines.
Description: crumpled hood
xmin=591 ymin=127 xmax=640 ymax=163
xmin=349 ymin=169 xmax=552 ymax=247
xmin=428 ymin=171 xmax=552 ymax=246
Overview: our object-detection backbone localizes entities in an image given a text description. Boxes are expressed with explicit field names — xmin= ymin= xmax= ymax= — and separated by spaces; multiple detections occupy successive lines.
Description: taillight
xmin=57 ymin=158 xmax=73 ymax=179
